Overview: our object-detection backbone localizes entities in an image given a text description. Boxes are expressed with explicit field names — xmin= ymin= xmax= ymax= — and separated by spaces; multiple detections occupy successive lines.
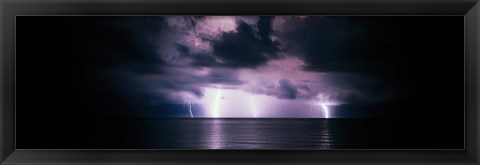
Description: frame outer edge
xmin=0 ymin=0 xmax=3 ymax=163
xmin=466 ymin=1 xmax=480 ymax=163
xmin=476 ymin=2 xmax=480 ymax=162
xmin=1 ymin=0 xmax=479 ymax=165
xmin=1 ymin=1 xmax=16 ymax=164
xmin=0 ymin=0 xmax=5 ymax=163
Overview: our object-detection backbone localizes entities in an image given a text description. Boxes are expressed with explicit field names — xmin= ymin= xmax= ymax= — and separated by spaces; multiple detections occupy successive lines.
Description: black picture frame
xmin=1 ymin=0 xmax=478 ymax=164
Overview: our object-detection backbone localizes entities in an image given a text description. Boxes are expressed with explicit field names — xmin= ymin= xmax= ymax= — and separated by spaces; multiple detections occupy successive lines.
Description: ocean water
xmin=88 ymin=118 xmax=462 ymax=149
xmin=139 ymin=119 xmax=344 ymax=149
xmin=17 ymin=118 xmax=464 ymax=149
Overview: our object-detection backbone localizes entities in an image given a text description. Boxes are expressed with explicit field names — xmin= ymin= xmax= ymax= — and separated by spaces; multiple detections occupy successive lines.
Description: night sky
xmin=16 ymin=16 xmax=464 ymax=119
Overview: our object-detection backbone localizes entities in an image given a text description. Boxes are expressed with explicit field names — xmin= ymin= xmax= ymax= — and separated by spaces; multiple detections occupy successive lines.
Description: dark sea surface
xmin=17 ymin=118 xmax=464 ymax=150
xmin=17 ymin=118 xmax=463 ymax=149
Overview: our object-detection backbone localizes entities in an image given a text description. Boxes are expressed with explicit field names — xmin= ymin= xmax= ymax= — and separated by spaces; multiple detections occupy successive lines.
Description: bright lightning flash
xmin=211 ymin=88 xmax=222 ymax=118
xmin=314 ymin=95 xmax=340 ymax=119
xmin=250 ymin=95 xmax=258 ymax=118
xmin=321 ymin=104 xmax=329 ymax=119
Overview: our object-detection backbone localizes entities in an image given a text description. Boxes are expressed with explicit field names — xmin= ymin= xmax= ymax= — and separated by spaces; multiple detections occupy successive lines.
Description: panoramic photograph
xmin=16 ymin=16 xmax=464 ymax=149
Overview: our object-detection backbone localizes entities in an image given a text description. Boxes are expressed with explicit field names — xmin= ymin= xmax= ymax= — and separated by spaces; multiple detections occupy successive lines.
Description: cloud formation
xmin=80 ymin=16 xmax=398 ymax=117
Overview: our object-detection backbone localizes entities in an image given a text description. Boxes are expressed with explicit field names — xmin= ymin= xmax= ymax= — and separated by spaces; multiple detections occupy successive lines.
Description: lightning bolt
xmin=188 ymin=101 xmax=194 ymax=118
xmin=183 ymin=93 xmax=194 ymax=118
xmin=211 ymin=88 xmax=222 ymax=118
xmin=250 ymin=95 xmax=258 ymax=118
xmin=321 ymin=104 xmax=329 ymax=119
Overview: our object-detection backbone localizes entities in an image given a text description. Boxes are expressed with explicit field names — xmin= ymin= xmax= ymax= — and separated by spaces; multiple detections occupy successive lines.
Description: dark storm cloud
xmin=140 ymin=67 xmax=245 ymax=102
xmin=257 ymin=16 xmax=274 ymax=41
xmin=249 ymin=78 xmax=306 ymax=100
xmin=263 ymin=16 xmax=400 ymax=103
xmin=175 ymin=43 xmax=191 ymax=57
xmin=297 ymin=83 xmax=310 ymax=92
xmin=273 ymin=16 xmax=394 ymax=73
xmin=82 ymin=16 xmax=397 ymax=106
xmin=97 ymin=68 xmax=245 ymax=106
xmin=320 ymin=73 xmax=394 ymax=103
xmin=245 ymin=72 xmax=394 ymax=103
xmin=84 ymin=16 xmax=274 ymax=106
xmin=210 ymin=19 xmax=280 ymax=68
xmin=206 ymin=69 xmax=245 ymax=85
xmin=277 ymin=79 xmax=299 ymax=99
xmin=189 ymin=53 xmax=219 ymax=66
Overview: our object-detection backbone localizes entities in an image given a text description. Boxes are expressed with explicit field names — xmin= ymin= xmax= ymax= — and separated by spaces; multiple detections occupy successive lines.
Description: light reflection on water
xmin=190 ymin=119 xmax=336 ymax=149
xmin=319 ymin=119 xmax=332 ymax=149
xmin=113 ymin=118 xmax=421 ymax=149
xmin=208 ymin=119 xmax=224 ymax=149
